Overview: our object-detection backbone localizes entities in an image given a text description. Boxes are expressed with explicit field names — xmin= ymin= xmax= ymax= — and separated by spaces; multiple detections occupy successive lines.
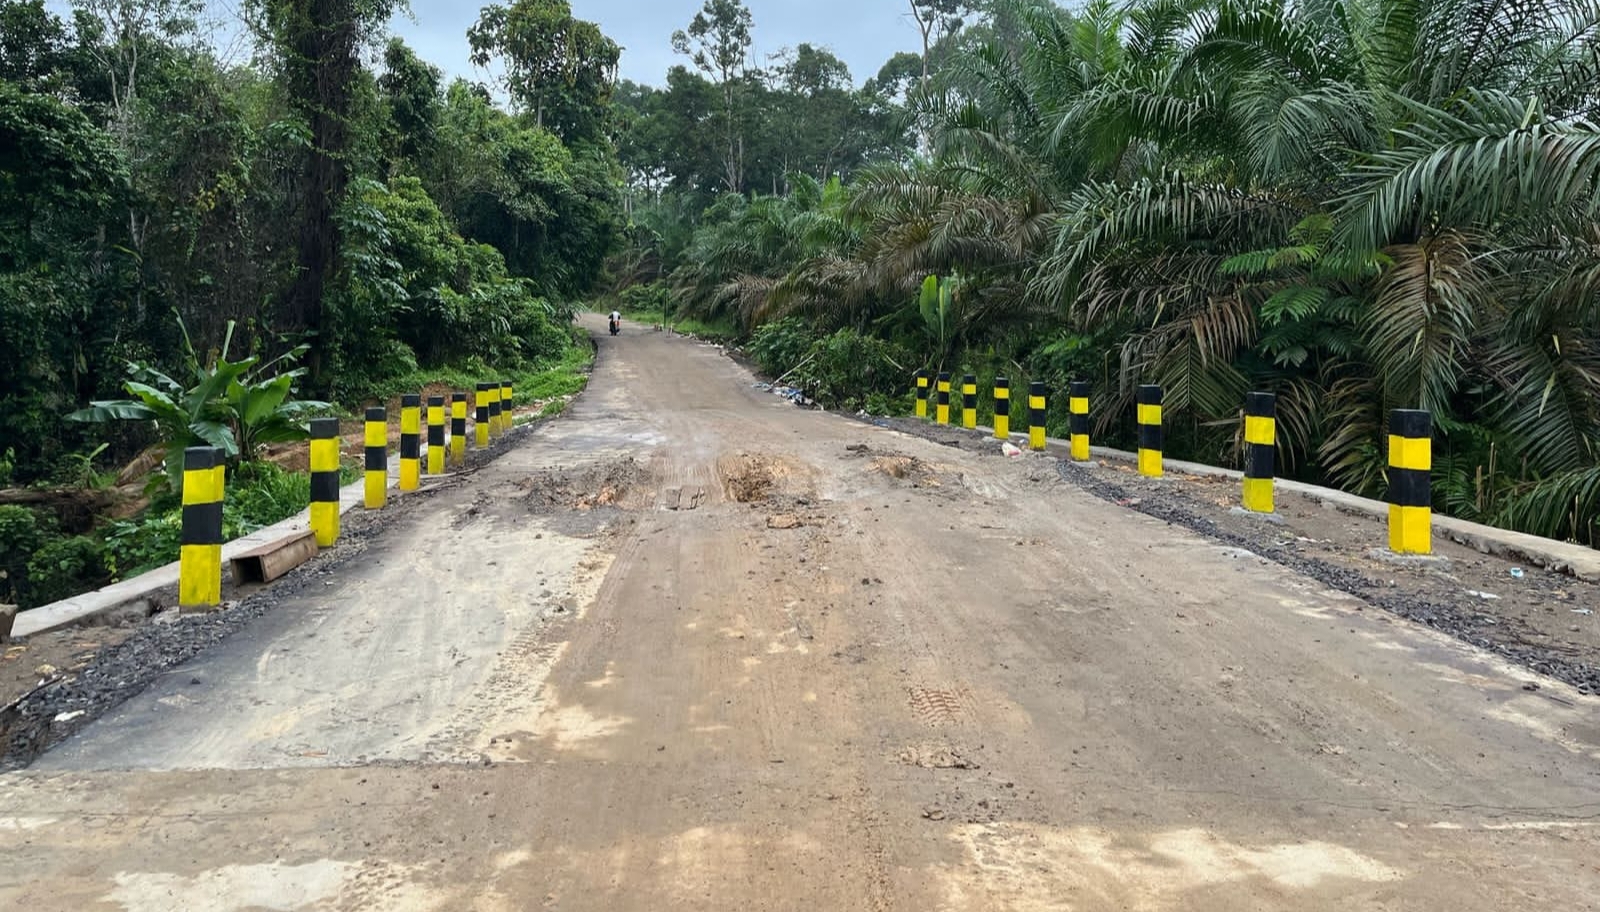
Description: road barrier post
xmin=450 ymin=393 xmax=467 ymax=466
xmin=1242 ymin=392 xmax=1276 ymax=513
xmin=1388 ymin=409 xmax=1432 ymax=554
xmin=1137 ymin=384 xmax=1163 ymax=478
xmin=399 ymin=394 xmax=421 ymax=491
xmin=1070 ymin=381 xmax=1090 ymax=461
xmin=427 ymin=395 xmax=446 ymax=475
xmin=475 ymin=383 xmax=491 ymax=449
xmin=502 ymin=380 xmax=513 ymax=432
xmin=914 ymin=370 xmax=930 ymax=419
xmin=1028 ymin=382 xmax=1047 ymax=451
xmin=993 ymin=377 xmax=1010 ymax=439
xmin=178 ymin=446 xmax=224 ymax=611
xmin=310 ymin=417 xmax=340 ymax=547
xmin=961 ymin=374 xmax=977 ymax=429
xmin=936 ymin=372 xmax=952 ymax=425
xmin=364 ymin=407 xmax=387 ymax=509
xmin=487 ymin=383 xmax=502 ymax=441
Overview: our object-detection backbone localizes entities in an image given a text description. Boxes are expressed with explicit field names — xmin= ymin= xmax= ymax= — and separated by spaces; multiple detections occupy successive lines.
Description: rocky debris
xmin=767 ymin=514 xmax=803 ymax=530
xmin=519 ymin=457 xmax=646 ymax=513
xmin=900 ymin=743 xmax=980 ymax=769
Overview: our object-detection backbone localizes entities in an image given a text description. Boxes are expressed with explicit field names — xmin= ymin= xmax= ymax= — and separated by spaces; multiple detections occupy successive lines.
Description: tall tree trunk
xmin=279 ymin=0 xmax=359 ymax=385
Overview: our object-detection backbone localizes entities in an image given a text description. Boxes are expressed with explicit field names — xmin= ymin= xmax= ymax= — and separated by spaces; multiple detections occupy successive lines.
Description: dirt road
xmin=3 ymin=317 xmax=1599 ymax=910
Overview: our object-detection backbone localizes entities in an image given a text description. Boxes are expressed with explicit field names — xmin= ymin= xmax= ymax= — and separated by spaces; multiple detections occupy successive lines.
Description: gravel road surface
xmin=1 ymin=316 xmax=1597 ymax=910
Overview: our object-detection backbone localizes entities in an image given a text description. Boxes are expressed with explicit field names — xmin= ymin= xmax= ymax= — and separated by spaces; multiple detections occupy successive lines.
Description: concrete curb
xmin=13 ymin=458 xmax=436 ymax=641
xmin=960 ymin=425 xmax=1600 ymax=583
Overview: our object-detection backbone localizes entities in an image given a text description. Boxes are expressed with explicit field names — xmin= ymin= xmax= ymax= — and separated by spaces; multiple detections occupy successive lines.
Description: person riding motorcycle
xmin=608 ymin=310 xmax=621 ymax=336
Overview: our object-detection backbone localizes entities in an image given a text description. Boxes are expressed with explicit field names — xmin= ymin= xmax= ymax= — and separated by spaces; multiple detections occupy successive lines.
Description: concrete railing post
xmin=993 ymin=377 xmax=1010 ymax=439
xmin=399 ymin=394 xmax=421 ymax=492
xmin=1242 ymin=392 xmax=1276 ymax=513
xmin=364 ymin=407 xmax=387 ymax=509
xmin=1028 ymin=382 xmax=1047 ymax=451
xmin=961 ymin=374 xmax=977 ymax=429
xmin=1388 ymin=409 xmax=1433 ymax=554
xmin=1069 ymin=381 xmax=1090 ymax=461
xmin=426 ymin=395 xmax=445 ymax=475
xmin=1137 ymin=384 xmax=1164 ymax=478
xmin=309 ymin=417 xmax=341 ymax=547
xmin=178 ymin=446 xmax=224 ymax=612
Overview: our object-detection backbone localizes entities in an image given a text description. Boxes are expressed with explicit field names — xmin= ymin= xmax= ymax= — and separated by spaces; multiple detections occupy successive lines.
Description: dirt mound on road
xmin=518 ymin=458 xmax=650 ymax=513
xmin=720 ymin=452 xmax=804 ymax=503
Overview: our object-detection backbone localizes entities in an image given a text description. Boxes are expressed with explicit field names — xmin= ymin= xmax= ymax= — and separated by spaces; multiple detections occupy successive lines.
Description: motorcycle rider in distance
xmin=608 ymin=309 xmax=621 ymax=336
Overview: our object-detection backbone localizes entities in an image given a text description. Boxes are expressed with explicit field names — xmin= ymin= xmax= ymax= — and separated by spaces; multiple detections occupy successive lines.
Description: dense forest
xmin=3 ymin=0 xmax=1600 ymax=608
xmin=610 ymin=0 xmax=1600 ymax=548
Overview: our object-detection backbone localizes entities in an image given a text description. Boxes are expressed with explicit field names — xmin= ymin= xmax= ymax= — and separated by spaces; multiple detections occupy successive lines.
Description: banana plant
xmin=918 ymin=273 xmax=963 ymax=370
xmin=68 ymin=318 xmax=329 ymax=492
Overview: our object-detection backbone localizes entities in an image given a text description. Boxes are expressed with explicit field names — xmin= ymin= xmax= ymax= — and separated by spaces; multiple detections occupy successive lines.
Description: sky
xmin=391 ymin=0 xmax=921 ymax=88
xmin=44 ymin=0 xmax=924 ymax=89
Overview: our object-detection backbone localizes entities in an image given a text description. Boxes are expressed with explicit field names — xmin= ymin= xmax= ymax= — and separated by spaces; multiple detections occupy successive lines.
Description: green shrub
xmin=748 ymin=317 xmax=819 ymax=378
xmin=226 ymin=462 xmax=312 ymax=536
xmin=103 ymin=513 xmax=182 ymax=580
xmin=618 ymin=281 xmax=675 ymax=318
xmin=0 ymin=505 xmax=50 ymax=605
xmin=25 ymin=535 xmax=108 ymax=608
xmin=790 ymin=329 xmax=911 ymax=412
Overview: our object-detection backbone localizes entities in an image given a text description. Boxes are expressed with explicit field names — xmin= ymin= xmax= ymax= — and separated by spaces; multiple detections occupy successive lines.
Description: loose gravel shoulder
xmin=880 ymin=416 xmax=1600 ymax=696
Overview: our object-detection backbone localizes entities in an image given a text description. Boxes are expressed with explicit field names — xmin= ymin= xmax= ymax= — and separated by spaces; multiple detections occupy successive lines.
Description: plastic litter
xmin=1573 ymin=608 xmax=1593 ymax=616
xmin=1001 ymin=442 xmax=1022 ymax=457
xmin=1509 ymin=567 xmax=1526 ymax=579
xmin=751 ymin=381 xmax=814 ymax=407
xmin=1464 ymin=590 xmax=1501 ymax=600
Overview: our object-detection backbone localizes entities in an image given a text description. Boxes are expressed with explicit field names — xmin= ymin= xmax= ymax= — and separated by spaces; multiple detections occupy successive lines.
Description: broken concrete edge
xmin=901 ymin=421 xmax=1600 ymax=583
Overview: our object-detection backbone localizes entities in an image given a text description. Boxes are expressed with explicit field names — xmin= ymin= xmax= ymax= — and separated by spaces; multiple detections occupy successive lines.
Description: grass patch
xmin=355 ymin=327 xmax=593 ymax=410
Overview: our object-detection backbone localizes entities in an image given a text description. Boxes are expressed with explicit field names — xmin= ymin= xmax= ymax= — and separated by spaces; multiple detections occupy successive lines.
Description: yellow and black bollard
xmin=914 ymin=370 xmax=930 ymax=419
xmin=1028 ymin=381 xmax=1047 ymax=451
xmin=364 ymin=407 xmax=387 ymax=509
xmin=475 ymin=383 xmax=491 ymax=448
xmin=1388 ymin=409 xmax=1432 ymax=554
xmin=178 ymin=446 xmax=224 ymax=611
xmin=488 ymin=383 xmax=502 ymax=441
xmin=993 ymin=377 xmax=1010 ymax=439
xmin=1137 ymin=384 xmax=1163 ymax=478
xmin=502 ymin=380 xmax=514 ymax=432
xmin=936 ymin=372 xmax=952 ymax=425
xmin=1069 ymin=381 xmax=1090 ymax=461
xmin=426 ymin=395 xmax=446 ymax=475
xmin=310 ymin=417 xmax=340 ymax=547
xmin=961 ymin=374 xmax=977 ymax=429
xmin=399 ymin=394 xmax=421 ymax=492
xmin=1242 ymin=392 xmax=1276 ymax=513
xmin=450 ymin=392 xmax=467 ymax=466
